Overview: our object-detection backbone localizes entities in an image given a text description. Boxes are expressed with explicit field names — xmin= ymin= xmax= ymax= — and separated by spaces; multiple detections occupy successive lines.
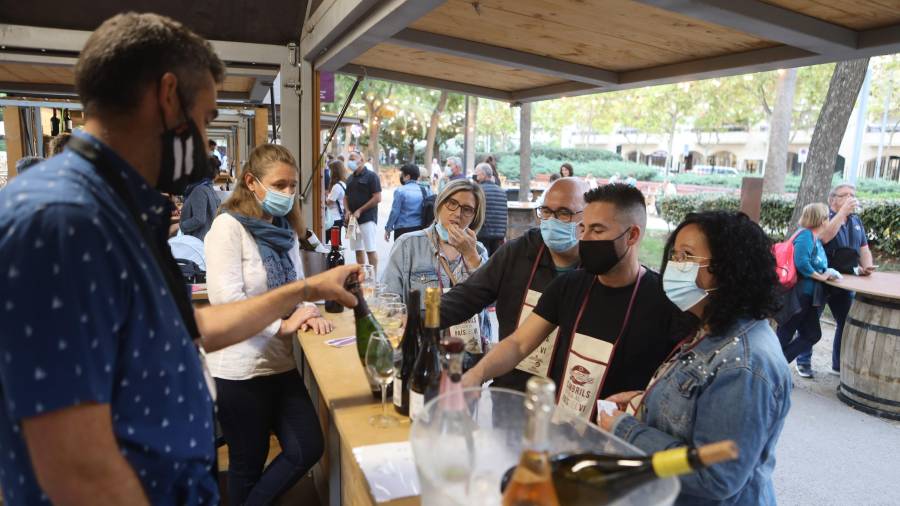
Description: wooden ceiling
xmin=302 ymin=0 xmax=900 ymax=102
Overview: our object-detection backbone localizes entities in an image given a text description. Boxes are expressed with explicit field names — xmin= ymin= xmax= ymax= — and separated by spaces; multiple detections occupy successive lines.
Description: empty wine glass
xmin=366 ymin=331 xmax=398 ymax=428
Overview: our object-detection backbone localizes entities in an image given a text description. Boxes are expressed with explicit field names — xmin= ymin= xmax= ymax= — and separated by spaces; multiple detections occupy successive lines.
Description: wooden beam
xmin=635 ymin=0 xmax=858 ymax=54
xmin=338 ymin=64 xmax=512 ymax=101
xmin=254 ymin=107 xmax=269 ymax=148
xmin=389 ymin=29 xmax=619 ymax=87
xmin=313 ymin=0 xmax=446 ymax=72
xmin=511 ymin=82 xmax=599 ymax=103
xmin=300 ymin=0 xmax=382 ymax=62
xmin=4 ymin=106 xmax=25 ymax=179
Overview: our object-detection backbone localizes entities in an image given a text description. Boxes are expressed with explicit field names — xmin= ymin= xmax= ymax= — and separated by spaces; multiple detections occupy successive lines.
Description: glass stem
xmin=381 ymin=383 xmax=387 ymax=416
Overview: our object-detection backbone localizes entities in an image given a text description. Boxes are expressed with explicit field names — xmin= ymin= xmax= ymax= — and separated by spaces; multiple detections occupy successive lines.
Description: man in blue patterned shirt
xmin=0 ymin=13 xmax=359 ymax=506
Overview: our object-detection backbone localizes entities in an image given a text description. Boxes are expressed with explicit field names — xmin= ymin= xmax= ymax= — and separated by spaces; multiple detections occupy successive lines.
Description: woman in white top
xmin=325 ymin=159 xmax=347 ymax=239
xmin=205 ymin=144 xmax=330 ymax=506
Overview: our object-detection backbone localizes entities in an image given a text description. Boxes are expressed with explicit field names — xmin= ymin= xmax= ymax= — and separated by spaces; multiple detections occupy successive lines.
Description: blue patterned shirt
xmin=0 ymin=132 xmax=217 ymax=505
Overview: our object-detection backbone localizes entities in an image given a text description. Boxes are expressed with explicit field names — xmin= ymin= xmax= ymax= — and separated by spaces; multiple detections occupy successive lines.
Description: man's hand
xmin=839 ymin=197 xmax=859 ymax=216
xmin=353 ymin=210 xmax=361 ymax=220
xmin=861 ymin=265 xmax=877 ymax=276
xmin=447 ymin=224 xmax=477 ymax=256
xmin=302 ymin=264 xmax=361 ymax=307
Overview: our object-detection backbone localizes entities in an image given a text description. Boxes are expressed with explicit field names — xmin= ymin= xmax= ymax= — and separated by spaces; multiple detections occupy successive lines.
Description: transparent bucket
xmin=410 ymin=387 xmax=679 ymax=506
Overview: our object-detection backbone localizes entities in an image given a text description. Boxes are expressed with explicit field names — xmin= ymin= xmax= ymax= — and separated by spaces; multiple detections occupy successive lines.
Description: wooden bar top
xmin=297 ymin=310 xmax=420 ymax=506
xmin=824 ymin=271 xmax=900 ymax=299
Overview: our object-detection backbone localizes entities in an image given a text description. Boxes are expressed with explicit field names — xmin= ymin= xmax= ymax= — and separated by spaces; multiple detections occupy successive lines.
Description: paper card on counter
xmin=325 ymin=336 xmax=356 ymax=348
xmin=352 ymin=442 xmax=420 ymax=502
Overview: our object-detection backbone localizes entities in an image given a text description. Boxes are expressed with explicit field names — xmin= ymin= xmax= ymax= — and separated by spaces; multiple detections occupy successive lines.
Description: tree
xmin=763 ymin=68 xmax=799 ymax=194
xmin=791 ymin=59 xmax=870 ymax=225
xmin=423 ymin=90 xmax=448 ymax=175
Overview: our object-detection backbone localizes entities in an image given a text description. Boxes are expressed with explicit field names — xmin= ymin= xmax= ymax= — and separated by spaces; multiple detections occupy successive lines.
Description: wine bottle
xmin=409 ymin=287 xmax=442 ymax=420
xmin=502 ymin=377 xmax=561 ymax=506
xmin=324 ymin=227 xmax=345 ymax=314
xmin=393 ymin=290 xmax=422 ymax=416
xmin=552 ymin=441 xmax=739 ymax=505
xmin=348 ymin=275 xmax=385 ymax=398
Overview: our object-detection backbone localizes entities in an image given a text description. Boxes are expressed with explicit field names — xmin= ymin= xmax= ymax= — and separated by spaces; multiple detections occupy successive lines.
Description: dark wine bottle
xmin=408 ymin=287 xmax=442 ymax=420
xmin=393 ymin=290 xmax=422 ymax=416
xmin=347 ymin=275 xmax=386 ymax=399
xmin=324 ymin=228 xmax=345 ymax=314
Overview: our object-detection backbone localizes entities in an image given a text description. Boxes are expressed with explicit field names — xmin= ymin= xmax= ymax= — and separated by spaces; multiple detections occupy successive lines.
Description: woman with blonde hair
xmin=777 ymin=202 xmax=841 ymax=378
xmin=204 ymin=144 xmax=328 ymax=505
xmin=383 ymin=178 xmax=492 ymax=369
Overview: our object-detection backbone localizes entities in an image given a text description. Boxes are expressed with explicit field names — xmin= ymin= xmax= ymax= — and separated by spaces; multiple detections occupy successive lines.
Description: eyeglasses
xmin=444 ymin=197 xmax=476 ymax=219
xmin=834 ymin=193 xmax=855 ymax=199
xmin=668 ymin=250 xmax=711 ymax=269
xmin=537 ymin=206 xmax=583 ymax=223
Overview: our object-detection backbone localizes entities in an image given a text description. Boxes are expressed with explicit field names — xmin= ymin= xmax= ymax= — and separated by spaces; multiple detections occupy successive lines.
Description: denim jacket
xmin=385 ymin=181 xmax=426 ymax=232
xmin=382 ymin=225 xmax=491 ymax=344
xmin=612 ymin=318 xmax=792 ymax=506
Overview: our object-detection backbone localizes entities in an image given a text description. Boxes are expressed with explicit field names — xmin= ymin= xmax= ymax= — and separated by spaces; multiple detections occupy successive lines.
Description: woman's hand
xmin=301 ymin=316 xmax=334 ymax=335
xmin=447 ymin=224 xmax=477 ymax=256
xmin=598 ymin=409 xmax=625 ymax=432
xmin=605 ymin=390 xmax=643 ymax=411
xmin=279 ymin=305 xmax=318 ymax=337
xmin=597 ymin=390 xmax=642 ymax=432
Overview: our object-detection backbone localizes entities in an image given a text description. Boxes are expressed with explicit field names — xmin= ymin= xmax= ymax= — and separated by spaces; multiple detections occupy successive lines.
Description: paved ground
xmin=345 ymin=186 xmax=900 ymax=505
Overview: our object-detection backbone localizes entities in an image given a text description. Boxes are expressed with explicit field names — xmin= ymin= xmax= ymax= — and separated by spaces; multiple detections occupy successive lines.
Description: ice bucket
xmin=409 ymin=387 xmax=679 ymax=506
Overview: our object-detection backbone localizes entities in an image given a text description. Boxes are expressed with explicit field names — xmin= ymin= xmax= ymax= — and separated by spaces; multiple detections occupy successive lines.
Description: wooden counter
xmin=294 ymin=309 xmax=419 ymax=506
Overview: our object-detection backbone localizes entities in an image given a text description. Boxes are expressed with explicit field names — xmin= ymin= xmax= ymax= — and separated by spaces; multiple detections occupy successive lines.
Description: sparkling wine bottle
xmin=502 ymin=377 xmax=561 ymax=506
xmin=393 ymin=290 xmax=421 ymax=416
xmin=324 ymin=228 xmax=345 ymax=314
xmin=409 ymin=287 xmax=442 ymax=420
xmin=347 ymin=275 xmax=385 ymax=398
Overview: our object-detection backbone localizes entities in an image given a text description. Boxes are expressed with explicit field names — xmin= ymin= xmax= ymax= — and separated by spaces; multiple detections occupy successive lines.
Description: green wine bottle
xmin=348 ymin=278 xmax=385 ymax=398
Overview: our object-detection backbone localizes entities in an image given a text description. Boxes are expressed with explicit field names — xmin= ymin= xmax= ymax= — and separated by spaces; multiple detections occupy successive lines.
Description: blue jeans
xmin=778 ymin=293 xmax=825 ymax=365
xmin=216 ymin=369 xmax=324 ymax=506
xmin=794 ymin=288 xmax=854 ymax=369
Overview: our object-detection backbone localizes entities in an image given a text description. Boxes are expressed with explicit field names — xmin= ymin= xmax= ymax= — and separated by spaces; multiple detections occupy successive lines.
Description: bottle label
xmin=651 ymin=447 xmax=691 ymax=478
xmin=393 ymin=378 xmax=403 ymax=407
xmin=409 ymin=391 xmax=425 ymax=420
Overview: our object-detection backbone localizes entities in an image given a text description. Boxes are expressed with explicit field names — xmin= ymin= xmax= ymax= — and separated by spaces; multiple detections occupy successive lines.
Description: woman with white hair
xmin=383 ymin=179 xmax=492 ymax=367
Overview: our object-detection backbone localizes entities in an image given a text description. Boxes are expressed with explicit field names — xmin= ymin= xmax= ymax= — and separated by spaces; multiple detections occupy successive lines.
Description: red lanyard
xmin=515 ymin=244 xmax=548 ymax=322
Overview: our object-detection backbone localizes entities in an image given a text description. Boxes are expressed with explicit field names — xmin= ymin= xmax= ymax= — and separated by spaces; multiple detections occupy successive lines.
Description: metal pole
xmin=848 ymin=64 xmax=872 ymax=184
xmin=875 ymin=70 xmax=893 ymax=179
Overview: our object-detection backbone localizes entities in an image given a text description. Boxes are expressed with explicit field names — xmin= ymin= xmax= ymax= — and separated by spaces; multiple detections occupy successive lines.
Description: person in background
xmin=795 ymin=183 xmax=875 ymax=374
xmin=585 ymin=173 xmax=598 ymax=189
xmin=384 ymin=163 xmax=426 ymax=242
xmin=430 ymin=157 xmax=442 ymax=190
xmin=559 ymin=162 xmax=574 ymax=178
xmin=205 ymin=144 xmax=329 ymax=506
xmin=49 ymin=132 xmax=72 ymax=156
xmin=609 ymin=173 xmax=621 ymax=184
xmin=777 ymin=203 xmax=841 ymax=378
xmin=462 ymin=185 xmax=688 ymax=421
xmin=474 ymin=162 xmax=507 ymax=256
xmin=447 ymin=156 xmax=465 ymax=181
xmin=600 ymin=211 xmax=791 ymax=506
xmin=483 ymin=154 xmax=502 ymax=185
xmin=0 ymin=13 xmax=359 ymax=505
xmin=383 ymin=179 xmax=491 ymax=364
xmin=179 ymin=155 xmax=222 ymax=241
xmin=343 ymin=150 xmax=382 ymax=271
xmin=325 ymin=159 xmax=347 ymax=241
xmin=15 ymin=156 xmax=44 ymax=175
xmin=625 ymin=173 xmax=638 ymax=187
xmin=442 ymin=177 xmax=588 ymax=390
xmin=324 ymin=154 xmax=334 ymax=191
xmin=548 ymin=173 xmax=561 ymax=183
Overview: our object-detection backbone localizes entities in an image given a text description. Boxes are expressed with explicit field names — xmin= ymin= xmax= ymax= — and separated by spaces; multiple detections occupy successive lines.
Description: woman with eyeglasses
xmin=597 ymin=211 xmax=792 ymax=506
xmin=383 ymin=179 xmax=492 ymax=366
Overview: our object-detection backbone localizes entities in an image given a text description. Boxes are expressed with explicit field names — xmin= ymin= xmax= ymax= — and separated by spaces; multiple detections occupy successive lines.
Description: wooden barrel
xmin=838 ymin=293 xmax=900 ymax=420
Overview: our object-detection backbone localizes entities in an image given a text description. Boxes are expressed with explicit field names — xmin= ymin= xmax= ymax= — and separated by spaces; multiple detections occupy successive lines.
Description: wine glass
xmin=366 ymin=331 xmax=398 ymax=428
xmin=381 ymin=302 xmax=407 ymax=349
xmin=360 ymin=265 xmax=377 ymax=300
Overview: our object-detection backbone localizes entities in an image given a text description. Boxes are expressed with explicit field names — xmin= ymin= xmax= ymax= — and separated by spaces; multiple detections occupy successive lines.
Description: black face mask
xmin=157 ymin=93 xmax=209 ymax=195
xmin=579 ymin=227 xmax=631 ymax=275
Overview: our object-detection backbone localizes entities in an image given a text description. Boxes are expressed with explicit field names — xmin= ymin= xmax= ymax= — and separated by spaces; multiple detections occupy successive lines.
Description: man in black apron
xmin=441 ymin=177 xmax=590 ymax=391
xmin=462 ymin=184 xmax=689 ymax=422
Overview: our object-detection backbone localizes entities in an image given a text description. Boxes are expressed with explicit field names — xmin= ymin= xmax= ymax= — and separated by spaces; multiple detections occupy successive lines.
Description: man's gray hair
xmin=829 ymin=182 xmax=856 ymax=198
xmin=447 ymin=156 xmax=462 ymax=168
xmin=475 ymin=162 xmax=493 ymax=178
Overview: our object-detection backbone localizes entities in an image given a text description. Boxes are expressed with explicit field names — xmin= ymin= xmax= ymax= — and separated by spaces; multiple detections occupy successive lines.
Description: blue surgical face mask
xmin=540 ymin=218 xmax=579 ymax=253
xmin=663 ymin=261 xmax=715 ymax=312
xmin=435 ymin=221 xmax=450 ymax=242
xmin=347 ymin=160 xmax=358 ymax=171
xmin=255 ymin=176 xmax=295 ymax=217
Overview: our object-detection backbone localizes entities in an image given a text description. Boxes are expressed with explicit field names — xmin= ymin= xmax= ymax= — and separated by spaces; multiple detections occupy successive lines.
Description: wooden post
xmin=518 ymin=103 xmax=532 ymax=202
xmin=254 ymin=107 xmax=269 ymax=148
xmin=312 ymin=71 xmax=323 ymax=237
xmin=740 ymin=177 xmax=764 ymax=223
xmin=4 ymin=106 xmax=25 ymax=179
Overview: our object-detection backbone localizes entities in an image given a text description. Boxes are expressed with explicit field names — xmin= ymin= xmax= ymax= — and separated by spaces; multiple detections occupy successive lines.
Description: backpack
xmin=773 ymin=229 xmax=802 ymax=288
xmin=420 ymin=184 xmax=436 ymax=226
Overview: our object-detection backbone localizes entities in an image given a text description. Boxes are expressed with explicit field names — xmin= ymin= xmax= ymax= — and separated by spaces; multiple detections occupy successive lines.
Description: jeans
xmin=216 ymin=369 xmax=324 ymax=506
xmin=794 ymin=288 xmax=854 ymax=369
xmin=778 ymin=293 xmax=825 ymax=365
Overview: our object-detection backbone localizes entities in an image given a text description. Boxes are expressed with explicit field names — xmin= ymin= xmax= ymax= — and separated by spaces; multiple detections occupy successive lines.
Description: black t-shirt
xmin=533 ymin=268 xmax=688 ymax=399
xmin=346 ymin=168 xmax=382 ymax=224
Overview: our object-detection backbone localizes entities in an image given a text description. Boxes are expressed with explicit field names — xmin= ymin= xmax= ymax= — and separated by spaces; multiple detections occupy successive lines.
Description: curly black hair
xmin=661 ymin=211 xmax=780 ymax=336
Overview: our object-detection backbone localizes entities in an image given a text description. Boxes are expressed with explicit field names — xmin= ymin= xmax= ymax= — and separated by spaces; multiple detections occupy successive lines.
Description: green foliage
xmin=500 ymin=147 xmax=623 ymax=163
xmin=493 ymin=155 xmax=657 ymax=181
xmin=658 ymin=195 xmax=900 ymax=257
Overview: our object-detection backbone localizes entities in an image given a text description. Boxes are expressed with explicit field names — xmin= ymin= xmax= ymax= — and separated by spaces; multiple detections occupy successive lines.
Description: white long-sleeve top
xmin=204 ymin=213 xmax=304 ymax=380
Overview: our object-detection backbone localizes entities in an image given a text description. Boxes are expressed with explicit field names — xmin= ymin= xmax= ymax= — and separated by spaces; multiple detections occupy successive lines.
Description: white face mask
xmin=663 ymin=261 xmax=716 ymax=312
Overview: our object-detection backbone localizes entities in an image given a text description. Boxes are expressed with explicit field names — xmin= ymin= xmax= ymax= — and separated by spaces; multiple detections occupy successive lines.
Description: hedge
xmin=658 ymin=195 xmax=900 ymax=257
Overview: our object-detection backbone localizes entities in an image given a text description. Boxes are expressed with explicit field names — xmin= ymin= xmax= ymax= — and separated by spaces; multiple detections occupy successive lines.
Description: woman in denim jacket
xmin=599 ymin=211 xmax=792 ymax=506
xmin=383 ymin=179 xmax=492 ymax=360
